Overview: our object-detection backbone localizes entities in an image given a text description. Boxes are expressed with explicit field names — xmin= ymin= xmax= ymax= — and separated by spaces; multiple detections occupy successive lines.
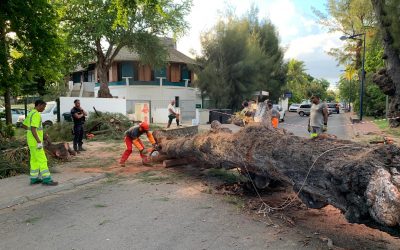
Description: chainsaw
xmin=141 ymin=145 xmax=161 ymax=165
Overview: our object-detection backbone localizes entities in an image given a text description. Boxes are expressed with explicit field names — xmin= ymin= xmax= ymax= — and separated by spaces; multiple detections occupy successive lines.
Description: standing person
xmin=267 ymin=102 xmax=280 ymax=128
xmin=119 ymin=122 xmax=157 ymax=166
xmin=71 ymin=99 xmax=87 ymax=152
xmin=167 ymin=100 xmax=180 ymax=128
xmin=309 ymin=95 xmax=328 ymax=138
xmin=23 ymin=100 xmax=58 ymax=186
xmin=240 ymin=101 xmax=253 ymax=125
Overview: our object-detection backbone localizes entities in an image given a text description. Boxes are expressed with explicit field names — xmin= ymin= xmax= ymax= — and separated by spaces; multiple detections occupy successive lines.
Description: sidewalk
xmin=0 ymin=169 xmax=107 ymax=210
xmin=344 ymin=112 xmax=383 ymax=140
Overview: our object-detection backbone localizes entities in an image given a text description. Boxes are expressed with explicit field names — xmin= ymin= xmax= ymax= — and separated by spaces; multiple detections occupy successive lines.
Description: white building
xmin=69 ymin=38 xmax=202 ymax=123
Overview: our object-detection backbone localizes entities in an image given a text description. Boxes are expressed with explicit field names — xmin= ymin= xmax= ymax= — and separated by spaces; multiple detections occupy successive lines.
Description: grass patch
xmin=103 ymin=173 xmax=122 ymax=185
xmin=205 ymin=168 xmax=246 ymax=184
xmin=135 ymin=171 xmax=174 ymax=183
xmin=374 ymin=120 xmax=400 ymax=137
xmin=94 ymin=204 xmax=107 ymax=208
xmin=24 ymin=216 xmax=41 ymax=224
xmin=77 ymin=157 xmax=115 ymax=169
xmin=223 ymin=195 xmax=245 ymax=209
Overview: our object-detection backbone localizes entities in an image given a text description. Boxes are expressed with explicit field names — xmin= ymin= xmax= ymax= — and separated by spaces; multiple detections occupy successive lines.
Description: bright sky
xmin=176 ymin=0 xmax=344 ymax=89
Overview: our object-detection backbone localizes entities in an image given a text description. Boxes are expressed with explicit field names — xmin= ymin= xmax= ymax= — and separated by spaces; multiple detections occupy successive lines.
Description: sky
xmin=176 ymin=0 xmax=344 ymax=89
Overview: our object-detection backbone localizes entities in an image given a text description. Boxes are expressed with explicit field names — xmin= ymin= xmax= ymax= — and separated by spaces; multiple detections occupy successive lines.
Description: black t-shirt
xmin=71 ymin=107 xmax=85 ymax=125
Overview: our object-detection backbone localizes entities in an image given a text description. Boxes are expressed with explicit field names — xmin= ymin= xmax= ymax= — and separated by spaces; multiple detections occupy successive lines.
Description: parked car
xmin=288 ymin=104 xmax=300 ymax=112
xmin=327 ymin=103 xmax=339 ymax=114
xmin=297 ymin=104 xmax=311 ymax=116
xmin=1 ymin=108 xmax=26 ymax=124
xmin=17 ymin=101 xmax=58 ymax=127
xmin=272 ymin=104 xmax=286 ymax=122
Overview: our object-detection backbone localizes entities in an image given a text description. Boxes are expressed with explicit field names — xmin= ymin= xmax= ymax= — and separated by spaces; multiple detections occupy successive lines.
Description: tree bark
xmin=4 ymin=88 xmax=12 ymax=125
xmin=157 ymin=123 xmax=400 ymax=236
xmin=97 ymin=64 xmax=112 ymax=98
xmin=371 ymin=0 xmax=400 ymax=127
xmin=96 ymin=39 xmax=113 ymax=98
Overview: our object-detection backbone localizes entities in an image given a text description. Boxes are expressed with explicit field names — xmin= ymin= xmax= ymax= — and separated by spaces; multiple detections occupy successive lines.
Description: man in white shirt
xmin=309 ymin=95 xmax=328 ymax=138
xmin=167 ymin=100 xmax=180 ymax=128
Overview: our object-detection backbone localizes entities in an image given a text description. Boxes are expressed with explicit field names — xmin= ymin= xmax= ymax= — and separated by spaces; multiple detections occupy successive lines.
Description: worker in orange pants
xmin=267 ymin=102 xmax=280 ymax=128
xmin=119 ymin=122 xmax=157 ymax=166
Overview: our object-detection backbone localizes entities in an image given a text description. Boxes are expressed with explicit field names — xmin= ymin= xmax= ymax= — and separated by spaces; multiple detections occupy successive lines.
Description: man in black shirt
xmin=71 ymin=99 xmax=87 ymax=152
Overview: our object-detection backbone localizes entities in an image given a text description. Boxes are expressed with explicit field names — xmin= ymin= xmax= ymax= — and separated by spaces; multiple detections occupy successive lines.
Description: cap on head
xmin=139 ymin=122 xmax=150 ymax=131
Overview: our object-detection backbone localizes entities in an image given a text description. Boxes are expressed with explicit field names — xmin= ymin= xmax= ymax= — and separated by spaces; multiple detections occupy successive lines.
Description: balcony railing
xmin=94 ymin=80 xmax=188 ymax=88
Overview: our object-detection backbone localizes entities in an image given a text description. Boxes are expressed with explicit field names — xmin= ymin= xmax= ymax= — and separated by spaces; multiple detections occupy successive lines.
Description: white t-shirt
xmin=310 ymin=102 xmax=327 ymax=127
xmin=168 ymin=104 xmax=175 ymax=115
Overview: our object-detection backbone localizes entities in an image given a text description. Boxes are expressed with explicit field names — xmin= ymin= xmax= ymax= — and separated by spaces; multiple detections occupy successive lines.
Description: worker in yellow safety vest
xmin=23 ymin=100 xmax=58 ymax=186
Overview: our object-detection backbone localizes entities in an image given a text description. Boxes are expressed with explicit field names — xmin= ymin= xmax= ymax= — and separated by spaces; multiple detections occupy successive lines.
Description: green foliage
xmin=285 ymin=59 xmax=331 ymax=102
xmin=85 ymin=112 xmax=132 ymax=140
xmin=0 ymin=0 xmax=68 ymax=124
xmin=58 ymin=0 xmax=192 ymax=95
xmin=0 ymin=121 xmax=15 ymax=140
xmin=352 ymin=73 xmax=386 ymax=117
xmin=45 ymin=122 xmax=74 ymax=142
xmin=314 ymin=0 xmax=375 ymax=67
xmin=196 ymin=9 xmax=286 ymax=110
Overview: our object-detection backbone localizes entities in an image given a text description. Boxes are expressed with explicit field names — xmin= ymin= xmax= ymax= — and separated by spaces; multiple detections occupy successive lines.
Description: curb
xmin=0 ymin=173 xmax=107 ymax=210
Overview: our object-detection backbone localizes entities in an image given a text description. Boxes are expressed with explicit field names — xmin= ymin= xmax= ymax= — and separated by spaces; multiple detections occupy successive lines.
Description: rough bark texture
xmin=97 ymin=64 xmax=113 ymax=98
xmin=372 ymin=0 xmax=400 ymax=127
xmin=44 ymin=136 xmax=76 ymax=160
xmin=157 ymin=123 xmax=400 ymax=236
xmin=4 ymin=88 xmax=12 ymax=125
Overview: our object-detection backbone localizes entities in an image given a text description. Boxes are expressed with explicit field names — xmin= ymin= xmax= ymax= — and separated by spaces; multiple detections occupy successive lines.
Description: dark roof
xmin=114 ymin=46 xmax=197 ymax=65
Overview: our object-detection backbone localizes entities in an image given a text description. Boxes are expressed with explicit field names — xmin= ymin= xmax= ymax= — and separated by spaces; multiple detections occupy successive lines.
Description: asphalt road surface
xmin=280 ymin=111 xmax=353 ymax=140
xmin=0 ymin=175 xmax=332 ymax=250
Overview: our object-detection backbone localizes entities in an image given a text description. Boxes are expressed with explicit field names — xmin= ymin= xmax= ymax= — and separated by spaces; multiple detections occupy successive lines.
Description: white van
xmin=17 ymin=101 xmax=58 ymax=127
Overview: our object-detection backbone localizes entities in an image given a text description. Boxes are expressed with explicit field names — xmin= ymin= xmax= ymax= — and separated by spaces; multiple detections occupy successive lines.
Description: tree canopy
xmin=57 ymin=0 xmax=192 ymax=97
xmin=195 ymin=9 xmax=286 ymax=110
xmin=0 ymin=0 xmax=65 ymax=124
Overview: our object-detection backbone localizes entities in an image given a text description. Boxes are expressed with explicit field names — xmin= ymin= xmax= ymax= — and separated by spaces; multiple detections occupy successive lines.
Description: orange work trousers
xmin=272 ymin=118 xmax=279 ymax=128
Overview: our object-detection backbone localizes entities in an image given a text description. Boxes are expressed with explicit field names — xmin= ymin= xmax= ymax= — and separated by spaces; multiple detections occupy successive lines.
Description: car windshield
xmin=42 ymin=104 xmax=55 ymax=114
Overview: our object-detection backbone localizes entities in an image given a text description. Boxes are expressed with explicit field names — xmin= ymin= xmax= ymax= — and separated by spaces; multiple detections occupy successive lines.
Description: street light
xmin=340 ymin=33 xmax=366 ymax=121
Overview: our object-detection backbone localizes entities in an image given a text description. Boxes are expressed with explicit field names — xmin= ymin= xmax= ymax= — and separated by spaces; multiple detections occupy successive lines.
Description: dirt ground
xmin=57 ymin=140 xmax=400 ymax=250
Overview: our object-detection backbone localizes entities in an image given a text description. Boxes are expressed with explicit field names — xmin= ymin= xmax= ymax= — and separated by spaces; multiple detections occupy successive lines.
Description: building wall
xmin=59 ymin=97 xmax=126 ymax=122
xmin=109 ymin=62 xmax=118 ymax=82
xmin=138 ymin=65 xmax=152 ymax=81
xmin=93 ymin=85 xmax=202 ymax=122
xmin=169 ymin=63 xmax=181 ymax=82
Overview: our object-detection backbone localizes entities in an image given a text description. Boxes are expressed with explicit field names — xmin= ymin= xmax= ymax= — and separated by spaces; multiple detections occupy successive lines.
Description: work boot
xmin=30 ymin=178 xmax=42 ymax=185
xmin=78 ymin=146 xmax=86 ymax=151
xmin=42 ymin=177 xmax=58 ymax=186
xmin=119 ymin=161 xmax=126 ymax=167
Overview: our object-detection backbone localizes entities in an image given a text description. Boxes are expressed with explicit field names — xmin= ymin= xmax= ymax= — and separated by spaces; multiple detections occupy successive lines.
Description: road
xmin=280 ymin=111 xmax=353 ymax=139
xmin=0 ymin=174 xmax=332 ymax=250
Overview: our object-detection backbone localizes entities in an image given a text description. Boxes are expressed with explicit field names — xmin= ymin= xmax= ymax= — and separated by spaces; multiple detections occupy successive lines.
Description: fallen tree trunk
xmin=44 ymin=136 xmax=76 ymax=160
xmin=157 ymin=123 xmax=400 ymax=236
